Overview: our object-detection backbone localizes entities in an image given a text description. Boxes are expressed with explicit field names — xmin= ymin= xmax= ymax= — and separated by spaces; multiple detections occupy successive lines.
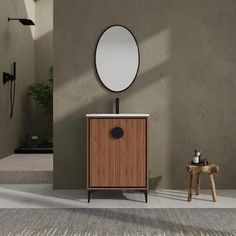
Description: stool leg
xmin=209 ymin=174 xmax=216 ymax=202
xmin=196 ymin=173 xmax=201 ymax=195
xmin=187 ymin=173 xmax=193 ymax=202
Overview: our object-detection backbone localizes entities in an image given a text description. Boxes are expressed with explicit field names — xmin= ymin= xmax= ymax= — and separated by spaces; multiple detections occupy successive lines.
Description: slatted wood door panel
xmin=89 ymin=118 xmax=117 ymax=187
xmin=116 ymin=118 xmax=146 ymax=187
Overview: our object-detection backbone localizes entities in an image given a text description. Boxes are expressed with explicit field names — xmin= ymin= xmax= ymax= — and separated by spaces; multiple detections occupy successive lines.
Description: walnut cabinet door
xmin=89 ymin=118 xmax=147 ymax=188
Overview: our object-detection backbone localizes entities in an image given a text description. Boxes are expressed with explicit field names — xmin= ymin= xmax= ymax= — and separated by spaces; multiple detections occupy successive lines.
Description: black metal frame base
xmin=88 ymin=190 xmax=148 ymax=203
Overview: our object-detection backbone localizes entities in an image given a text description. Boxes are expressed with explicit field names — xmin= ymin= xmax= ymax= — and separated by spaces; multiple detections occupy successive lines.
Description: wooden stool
xmin=186 ymin=164 xmax=219 ymax=202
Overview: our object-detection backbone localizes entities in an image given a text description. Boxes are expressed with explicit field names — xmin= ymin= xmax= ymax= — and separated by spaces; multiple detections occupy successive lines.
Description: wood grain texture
xmin=196 ymin=173 xmax=201 ymax=195
xmin=186 ymin=164 xmax=219 ymax=174
xmin=209 ymin=174 xmax=217 ymax=202
xmin=187 ymin=174 xmax=193 ymax=202
xmin=87 ymin=118 xmax=89 ymax=189
xmin=89 ymin=118 xmax=116 ymax=187
xmin=186 ymin=164 xmax=219 ymax=202
xmin=115 ymin=119 xmax=146 ymax=187
xmin=88 ymin=118 xmax=147 ymax=188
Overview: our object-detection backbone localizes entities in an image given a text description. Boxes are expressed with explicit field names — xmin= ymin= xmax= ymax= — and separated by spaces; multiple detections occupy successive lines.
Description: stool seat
xmin=186 ymin=164 xmax=219 ymax=202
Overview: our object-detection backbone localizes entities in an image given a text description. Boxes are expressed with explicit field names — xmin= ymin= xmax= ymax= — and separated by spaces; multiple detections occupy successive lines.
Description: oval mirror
xmin=95 ymin=25 xmax=140 ymax=92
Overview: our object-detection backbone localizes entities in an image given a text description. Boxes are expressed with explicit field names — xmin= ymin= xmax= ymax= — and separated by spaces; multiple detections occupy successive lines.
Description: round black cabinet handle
xmin=111 ymin=127 xmax=124 ymax=139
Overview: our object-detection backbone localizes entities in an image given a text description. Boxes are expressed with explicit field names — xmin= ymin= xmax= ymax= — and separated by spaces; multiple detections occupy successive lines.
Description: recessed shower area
xmin=0 ymin=0 xmax=53 ymax=184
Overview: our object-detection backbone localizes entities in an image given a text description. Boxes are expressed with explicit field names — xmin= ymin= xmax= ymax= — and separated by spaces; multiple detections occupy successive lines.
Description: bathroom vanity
xmin=86 ymin=114 xmax=149 ymax=202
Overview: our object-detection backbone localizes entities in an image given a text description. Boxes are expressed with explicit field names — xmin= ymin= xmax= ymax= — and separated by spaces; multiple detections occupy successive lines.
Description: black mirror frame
xmin=94 ymin=25 xmax=140 ymax=93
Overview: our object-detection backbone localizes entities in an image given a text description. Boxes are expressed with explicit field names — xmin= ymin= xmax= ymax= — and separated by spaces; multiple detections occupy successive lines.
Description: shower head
xmin=19 ymin=19 xmax=35 ymax=25
xmin=8 ymin=17 xmax=35 ymax=26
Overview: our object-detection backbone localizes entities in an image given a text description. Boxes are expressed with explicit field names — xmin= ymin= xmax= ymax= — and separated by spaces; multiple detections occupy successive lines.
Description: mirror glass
xmin=95 ymin=25 xmax=140 ymax=92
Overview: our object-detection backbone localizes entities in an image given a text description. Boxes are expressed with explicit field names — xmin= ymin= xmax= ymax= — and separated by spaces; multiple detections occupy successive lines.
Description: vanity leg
xmin=88 ymin=190 xmax=91 ymax=203
xmin=144 ymin=190 xmax=148 ymax=203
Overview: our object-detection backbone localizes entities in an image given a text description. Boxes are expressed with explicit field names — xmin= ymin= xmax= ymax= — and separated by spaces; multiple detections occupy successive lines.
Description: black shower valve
xmin=3 ymin=72 xmax=14 ymax=83
xmin=3 ymin=62 xmax=16 ymax=118
xmin=3 ymin=62 xmax=16 ymax=84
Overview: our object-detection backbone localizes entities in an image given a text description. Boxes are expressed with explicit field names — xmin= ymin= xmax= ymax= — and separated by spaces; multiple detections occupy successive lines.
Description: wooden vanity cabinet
xmin=87 ymin=115 xmax=148 ymax=202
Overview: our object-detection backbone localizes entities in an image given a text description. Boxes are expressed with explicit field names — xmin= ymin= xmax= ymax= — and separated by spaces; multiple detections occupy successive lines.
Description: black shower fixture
xmin=8 ymin=17 xmax=35 ymax=26
xmin=115 ymin=97 xmax=120 ymax=114
xmin=3 ymin=62 xmax=16 ymax=84
xmin=3 ymin=62 xmax=16 ymax=118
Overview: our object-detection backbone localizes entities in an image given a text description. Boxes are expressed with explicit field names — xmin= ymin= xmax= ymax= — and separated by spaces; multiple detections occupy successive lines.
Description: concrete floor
xmin=0 ymin=154 xmax=53 ymax=184
xmin=0 ymin=156 xmax=235 ymax=208
xmin=0 ymin=184 xmax=235 ymax=208
xmin=0 ymin=154 xmax=53 ymax=171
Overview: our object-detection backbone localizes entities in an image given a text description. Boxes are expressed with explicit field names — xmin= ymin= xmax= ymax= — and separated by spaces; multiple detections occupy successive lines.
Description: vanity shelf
xmin=86 ymin=114 xmax=149 ymax=202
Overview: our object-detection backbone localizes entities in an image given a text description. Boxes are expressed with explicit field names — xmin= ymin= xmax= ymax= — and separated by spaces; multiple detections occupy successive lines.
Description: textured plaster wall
xmin=35 ymin=0 xmax=53 ymax=83
xmin=35 ymin=0 xmax=53 ymax=137
xmin=54 ymin=0 xmax=236 ymax=189
xmin=0 ymin=0 xmax=35 ymax=159
xmin=0 ymin=0 xmax=53 ymax=159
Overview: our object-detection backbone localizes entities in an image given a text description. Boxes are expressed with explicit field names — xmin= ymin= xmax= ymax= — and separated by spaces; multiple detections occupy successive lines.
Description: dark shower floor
xmin=15 ymin=147 xmax=53 ymax=154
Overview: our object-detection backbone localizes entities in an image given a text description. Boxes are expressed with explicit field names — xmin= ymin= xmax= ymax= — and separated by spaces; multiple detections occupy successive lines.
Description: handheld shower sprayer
xmin=3 ymin=62 xmax=16 ymax=118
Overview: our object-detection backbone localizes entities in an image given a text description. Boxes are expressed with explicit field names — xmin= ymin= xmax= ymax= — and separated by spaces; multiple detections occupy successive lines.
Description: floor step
xmin=0 ymin=154 xmax=53 ymax=184
xmin=0 ymin=171 xmax=53 ymax=184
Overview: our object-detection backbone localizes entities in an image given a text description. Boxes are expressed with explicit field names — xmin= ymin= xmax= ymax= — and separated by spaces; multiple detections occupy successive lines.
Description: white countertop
xmin=86 ymin=113 xmax=149 ymax=117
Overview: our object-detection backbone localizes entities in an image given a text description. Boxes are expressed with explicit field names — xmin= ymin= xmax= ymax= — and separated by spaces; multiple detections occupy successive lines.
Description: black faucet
xmin=115 ymin=98 xmax=119 ymax=114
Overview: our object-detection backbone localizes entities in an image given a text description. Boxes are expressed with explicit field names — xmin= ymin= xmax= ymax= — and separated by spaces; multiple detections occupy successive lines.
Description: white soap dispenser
xmin=192 ymin=149 xmax=199 ymax=164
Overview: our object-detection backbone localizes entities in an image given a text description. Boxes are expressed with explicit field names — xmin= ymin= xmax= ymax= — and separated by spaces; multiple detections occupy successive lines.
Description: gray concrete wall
xmin=0 ymin=0 xmax=53 ymax=159
xmin=54 ymin=0 xmax=236 ymax=189
xmin=0 ymin=0 xmax=35 ymax=159
xmin=35 ymin=0 xmax=53 ymax=83
xmin=35 ymin=0 xmax=53 ymax=137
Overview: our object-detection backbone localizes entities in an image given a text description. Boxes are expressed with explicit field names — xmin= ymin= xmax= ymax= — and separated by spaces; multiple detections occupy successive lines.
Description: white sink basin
xmin=86 ymin=113 xmax=149 ymax=117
